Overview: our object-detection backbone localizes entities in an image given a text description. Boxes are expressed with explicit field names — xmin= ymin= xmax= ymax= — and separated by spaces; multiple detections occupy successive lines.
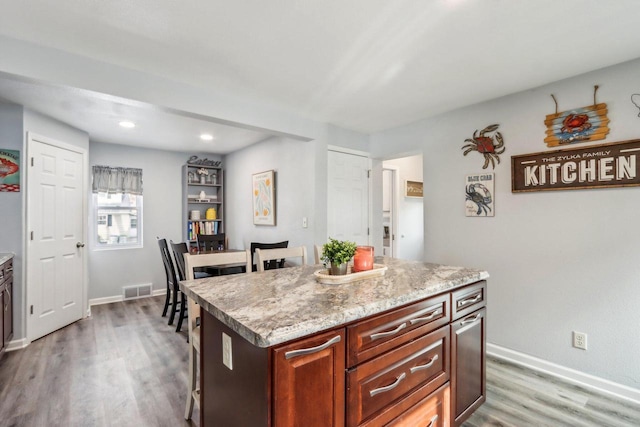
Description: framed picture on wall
xmin=405 ymin=180 xmax=423 ymax=198
xmin=252 ymin=170 xmax=276 ymax=225
xmin=465 ymin=173 xmax=494 ymax=217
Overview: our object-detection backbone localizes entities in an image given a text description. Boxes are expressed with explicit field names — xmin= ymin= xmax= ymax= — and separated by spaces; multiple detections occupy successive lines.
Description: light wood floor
xmin=0 ymin=296 xmax=198 ymax=427
xmin=1 ymin=296 xmax=639 ymax=426
xmin=464 ymin=356 xmax=640 ymax=427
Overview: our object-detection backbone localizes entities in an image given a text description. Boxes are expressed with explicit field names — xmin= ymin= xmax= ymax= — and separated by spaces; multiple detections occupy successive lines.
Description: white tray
xmin=314 ymin=264 xmax=388 ymax=284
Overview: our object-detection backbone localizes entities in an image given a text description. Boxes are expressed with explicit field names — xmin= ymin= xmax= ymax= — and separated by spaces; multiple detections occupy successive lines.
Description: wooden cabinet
xmin=199 ymin=280 xmax=486 ymax=427
xmin=273 ymin=329 xmax=346 ymax=427
xmin=1 ymin=256 xmax=13 ymax=357
xmin=451 ymin=281 xmax=487 ymax=427
xmin=347 ymin=292 xmax=451 ymax=426
xmin=387 ymin=383 xmax=450 ymax=427
xmin=182 ymin=164 xmax=224 ymax=248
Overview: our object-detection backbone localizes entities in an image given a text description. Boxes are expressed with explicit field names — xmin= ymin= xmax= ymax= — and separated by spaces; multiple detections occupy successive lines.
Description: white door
xmin=27 ymin=134 xmax=86 ymax=341
xmin=327 ymin=150 xmax=369 ymax=245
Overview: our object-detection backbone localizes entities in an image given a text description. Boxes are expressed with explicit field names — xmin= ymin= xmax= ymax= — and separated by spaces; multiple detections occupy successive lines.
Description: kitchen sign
xmin=511 ymin=139 xmax=640 ymax=193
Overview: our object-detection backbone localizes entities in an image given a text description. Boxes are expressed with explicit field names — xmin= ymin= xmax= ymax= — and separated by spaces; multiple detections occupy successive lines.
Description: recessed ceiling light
xmin=119 ymin=120 xmax=136 ymax=128
xmin=200 ymin=133 xmax=214 ymax=141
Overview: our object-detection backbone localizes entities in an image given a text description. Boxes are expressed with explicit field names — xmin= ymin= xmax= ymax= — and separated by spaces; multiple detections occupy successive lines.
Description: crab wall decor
xmin=461 ymin=124 xmax=505 ymax=170
xmin=465 ymin=173 xmax=494 ymax=217
xmin=545 ymin=85 xmax=610 ymax=147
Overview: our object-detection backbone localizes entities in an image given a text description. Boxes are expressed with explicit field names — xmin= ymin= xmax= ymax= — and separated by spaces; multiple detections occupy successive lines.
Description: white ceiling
xmin=2 ymin=0 xmax=640 ymax=153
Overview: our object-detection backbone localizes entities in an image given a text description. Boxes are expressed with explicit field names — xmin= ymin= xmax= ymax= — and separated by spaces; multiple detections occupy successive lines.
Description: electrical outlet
xmin=573 ymin=331 xmax=587 ymax=350
xmin=222 ymin=332 xmax=233 ymax=369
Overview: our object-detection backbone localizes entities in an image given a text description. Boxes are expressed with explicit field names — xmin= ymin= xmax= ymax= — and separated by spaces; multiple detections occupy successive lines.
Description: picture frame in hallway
xmin=253 ymin=170 xmax=276 ymax=225
xmin=405 ymin=180 xmax=423 ymax=198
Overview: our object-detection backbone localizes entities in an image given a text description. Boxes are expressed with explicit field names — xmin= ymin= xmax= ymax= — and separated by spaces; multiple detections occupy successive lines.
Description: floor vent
xmin=123 ymin=284 xmax=153 ymax=300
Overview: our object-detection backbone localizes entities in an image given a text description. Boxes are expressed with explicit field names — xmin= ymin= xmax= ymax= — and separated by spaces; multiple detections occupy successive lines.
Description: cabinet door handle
xmin=284 ymin=335 xmax=341 ymax=359
xmin=409 ymin=354 xmax=439 ymax=374
xmin=460 ymin=313 xmax=481 ymax=326
xmin=369 ymin=372 xmax=406 ymax=397
xmin=427 ymin=414 xmax=438 ymax=427
xmin=409 ymin=309 xmax=441 ymax=325
xmin=458 ymin=293 xmax=481 ymax=308
xmin=370 ymin=322 xmax=406 ymax=341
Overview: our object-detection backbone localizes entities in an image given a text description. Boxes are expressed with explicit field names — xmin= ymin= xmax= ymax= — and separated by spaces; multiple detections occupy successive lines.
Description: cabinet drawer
xmin=348 ymin=293 xmax=449 ymax=366
xmin=387 ymin=383 xmax=450 ymax=427
xmin=347 ymin=326 xmax=450 ymax=427
xmin=451 ymin=281 xmax=486 ymax=321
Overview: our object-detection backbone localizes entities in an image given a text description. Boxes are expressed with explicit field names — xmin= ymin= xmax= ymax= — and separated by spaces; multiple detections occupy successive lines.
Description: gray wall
xmin=0 ymin=102 xmax=24 ymax=339
xmin=224 ymin=136 xmax=317 ymax=259
xmin=370 ymin=58 xmax=640 ymax=389
xmin=88 ymin=142 xmax=220 ymax=300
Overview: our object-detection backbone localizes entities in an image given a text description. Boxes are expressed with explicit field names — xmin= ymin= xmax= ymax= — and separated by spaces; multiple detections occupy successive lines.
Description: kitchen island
xmin=180 ymin=257 xmax=489 ymax=427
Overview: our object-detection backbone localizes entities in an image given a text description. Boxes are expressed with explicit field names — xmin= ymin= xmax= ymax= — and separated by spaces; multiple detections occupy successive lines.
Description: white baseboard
xmin=88 ymin=288 xmax=166 ymax=307
xmin=5 ymin=337 xmax=30 ymax=352
xmin=487 ymin=343 xmax=640 ymax=405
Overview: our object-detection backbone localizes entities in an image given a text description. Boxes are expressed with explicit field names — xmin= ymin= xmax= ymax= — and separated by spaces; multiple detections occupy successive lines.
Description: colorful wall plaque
xmin=0 ymin=149 xmax=20 ymax=192
xmin=544 ymin=103 xmax=610 ymax=147
xmin=511 ymin=139 xmax=640 ymax=193
xmin=465 ymin=173 xmax=494 ymax=217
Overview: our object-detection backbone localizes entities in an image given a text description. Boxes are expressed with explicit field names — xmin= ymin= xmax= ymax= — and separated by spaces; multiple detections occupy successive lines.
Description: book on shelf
xmin=187 ymin=220 xmax=220 ymax=240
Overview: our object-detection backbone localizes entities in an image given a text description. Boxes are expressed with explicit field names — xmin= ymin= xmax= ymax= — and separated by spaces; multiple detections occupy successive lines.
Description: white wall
xmin=383 ymin=155 xmax=423 ymax=261
xmin=370 ymin=58 xmax=640 ymax=390
xmin=88 ymin=142 xmax=219 ymax=299
xmin=224 ymin=136 xmax=317 ymax=259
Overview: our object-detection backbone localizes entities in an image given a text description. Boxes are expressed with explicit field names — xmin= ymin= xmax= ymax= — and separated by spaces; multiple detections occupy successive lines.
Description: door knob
xmin=76 ymin=242 xmax=85 ymax=248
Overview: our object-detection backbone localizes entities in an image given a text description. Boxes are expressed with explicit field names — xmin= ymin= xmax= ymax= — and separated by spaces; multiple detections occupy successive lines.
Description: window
xmin=92 ymin=166 xmax=143 ymax=249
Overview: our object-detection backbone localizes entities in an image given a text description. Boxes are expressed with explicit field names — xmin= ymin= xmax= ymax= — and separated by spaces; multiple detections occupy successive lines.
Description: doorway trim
xmin=383 ymin=166 xmax=399 ymax=257
xmin=25 ymin=132 xmax=89 ymax=342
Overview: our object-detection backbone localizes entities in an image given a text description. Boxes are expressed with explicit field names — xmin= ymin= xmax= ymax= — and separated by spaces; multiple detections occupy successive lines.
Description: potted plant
xmin=321 ymin=238 xmax=357 ymax=275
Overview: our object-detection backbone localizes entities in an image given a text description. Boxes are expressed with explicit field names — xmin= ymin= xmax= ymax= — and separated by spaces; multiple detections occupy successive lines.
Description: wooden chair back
xmin=250 ymin=240 xmax=289 ymax=271
xmin=196 ymin=233 xmax=226 ymax=252
xmin=157 ymin=238 xmax=178 ymax=289
xmin=169 ymin=240 xmax=189 ymax=281
xmin=314 ymin=244 xmax=323 ymax=264
xmin=255 ymin=246 xmax=307 ymax=272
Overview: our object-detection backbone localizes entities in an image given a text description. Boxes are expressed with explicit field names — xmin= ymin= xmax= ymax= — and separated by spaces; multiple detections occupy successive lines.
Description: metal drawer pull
xmin=284 ymin=335 xmax=341 ymax=359
xmin=409 ymin=309 xmax=441 ymax=325
xmin=369 ymin=372 xmax=407 ymax=397
xmin=409 ymin=354 xmax=439 ymax=373
xmin=370 ymin=322 xmax=407 ymax=341
xmin=427 ymin=414 xmax=438 ymax=427
xmin=458 ymin=293 xmax=481 ymax=307
xmin=460 ymin=313 xmax=481 ymax=326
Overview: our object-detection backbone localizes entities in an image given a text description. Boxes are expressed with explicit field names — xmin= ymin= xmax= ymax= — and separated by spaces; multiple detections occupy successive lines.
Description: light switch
xmin=302 ymin=217 xmax=308 ymax=228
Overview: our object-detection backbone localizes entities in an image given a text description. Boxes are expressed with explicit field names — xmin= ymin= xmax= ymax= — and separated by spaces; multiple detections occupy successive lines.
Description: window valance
xmin=92 ymin=165 xmax=143 ymax=195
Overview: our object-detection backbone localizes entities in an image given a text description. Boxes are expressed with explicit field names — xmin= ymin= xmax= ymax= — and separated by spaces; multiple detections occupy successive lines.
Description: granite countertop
xmin=179 ymin=257 xmax=489 ymax=348
xmin=0 ymin=253 xmax=14 ymax=265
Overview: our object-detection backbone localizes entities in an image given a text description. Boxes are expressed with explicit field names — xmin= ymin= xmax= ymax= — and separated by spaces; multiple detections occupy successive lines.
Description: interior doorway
xmin=26 ymin=132 xmax=87 ymax=342
xmin=327 ymin=148 xmax=370 ymax=245
xmin=382 ymin=154 xmax=423 ymax=261
xmin=382 ymin=167 xmax=397 ymax=257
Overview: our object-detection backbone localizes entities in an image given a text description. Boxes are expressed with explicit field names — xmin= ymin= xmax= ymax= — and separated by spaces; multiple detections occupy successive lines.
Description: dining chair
xmin=250 ymin=240 xmax=289 ymax=271
xmin=182 ymin=249 xmax=252 ymax=420
xmin=255 ymin=246 xmax=307 ymax=272
xmin=169 ymin=240 xmax=213 ymax=333
xmin=314 ymin=244 xmax=323 ymax=265
xmin=196 ymin=233 xmax=226 ymax=252
xmin=157 ymin=238 xmax=183 ymax=327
